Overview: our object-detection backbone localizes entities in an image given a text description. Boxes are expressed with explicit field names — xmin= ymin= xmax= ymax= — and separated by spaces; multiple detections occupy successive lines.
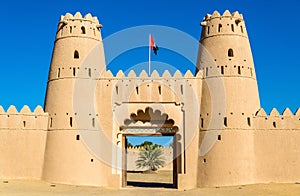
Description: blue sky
xmin=0 ymin=1 xmax=299 ymax=118
xmin=127 ymin=136 xmax=173 ymax=147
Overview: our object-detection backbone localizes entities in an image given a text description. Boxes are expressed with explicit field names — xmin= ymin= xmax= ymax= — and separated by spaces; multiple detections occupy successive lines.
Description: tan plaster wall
xmin=253 ymin=110 xmax=300 ymax=183
xmin=95 ymin=69 xmax=202 ymax=189
xmin=198 ymin=130 xmax=255 ymax=187
xmin=0 ymin=106 xmax=48 ymax=179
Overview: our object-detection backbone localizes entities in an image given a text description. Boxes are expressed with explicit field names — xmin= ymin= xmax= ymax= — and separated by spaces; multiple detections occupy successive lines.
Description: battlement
xmin=0 ymin=105 xmax=48 ymax=130
xmin=96 ymin=69 xmax=203 ymax=107
xmin=255 ymin=108 xmax=300 ymax=117
xmin=199 ymin=107 xmax=300 ymax=131
xmin=200 ymin=10 xmax=248 ymax=40
xmin=60 ymin=12 xmax=101 ymax=25
xmin=254 ymin=108 xmax=300 ymax=130
xmin=101 ymin=69 xmax=203 ymax=79
xmin=56 ymin=12 xmax=102 ymax=41
xmin=48 ymin=68 xmax=203 ymax=82
xmin=202 ymin=10 xmax=243 ymax=22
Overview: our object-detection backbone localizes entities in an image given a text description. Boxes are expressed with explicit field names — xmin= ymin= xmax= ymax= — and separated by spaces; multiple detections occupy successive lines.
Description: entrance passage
xmin=120 ymin=107 xmax=180 ymax=188
xmin=125 ymin=136 xmax=174 ymax=188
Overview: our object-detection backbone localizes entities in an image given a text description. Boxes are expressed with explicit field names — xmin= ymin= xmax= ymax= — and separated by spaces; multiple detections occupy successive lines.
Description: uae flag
xmin=150 ymin=34 xmax=159 ymax=55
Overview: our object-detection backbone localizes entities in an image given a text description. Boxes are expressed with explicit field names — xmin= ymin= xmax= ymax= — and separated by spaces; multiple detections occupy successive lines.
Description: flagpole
xmin=148 ymin=34 xmax=151 ymax=76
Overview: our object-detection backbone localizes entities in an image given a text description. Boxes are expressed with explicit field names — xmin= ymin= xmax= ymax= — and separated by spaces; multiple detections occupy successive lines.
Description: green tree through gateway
xmin=135 ymin=145 xmax=166 ymax=171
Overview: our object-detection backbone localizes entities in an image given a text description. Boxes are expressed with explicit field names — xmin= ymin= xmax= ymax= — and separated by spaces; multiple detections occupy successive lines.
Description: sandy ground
xmin=1 ymin=171 xmax=300 ymax=196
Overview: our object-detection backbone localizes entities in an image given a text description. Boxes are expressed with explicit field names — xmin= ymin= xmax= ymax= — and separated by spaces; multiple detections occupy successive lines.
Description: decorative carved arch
xmin=124 ymin=107 xmax=175 ymax=127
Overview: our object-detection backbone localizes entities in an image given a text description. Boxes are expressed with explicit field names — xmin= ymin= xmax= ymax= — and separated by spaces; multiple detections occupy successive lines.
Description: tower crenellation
xmin=200 ymin=10 xmax=247 ymax=40
xmin=48 ymin=12 xmax=104 ymax=83
xmin=56 ymin=12 xmax=102 ymax=41
xmin=198 ymin=9 xmax=260 ymax=119
xmin=199 ymin=10 xmax=255 ymax=80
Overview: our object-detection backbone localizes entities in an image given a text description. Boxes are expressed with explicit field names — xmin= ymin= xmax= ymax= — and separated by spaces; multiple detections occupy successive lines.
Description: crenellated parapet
xmin=0 ymin=105 xmax=48 ymax=131
xmin=254 ymin=108 xmax=300 ymax=130
xmin=56 ymin=12 xmax=102 ymax=41
xmin=198 ymin=10 xmax=256 ymax=80
xmin=200 ymin=10 xmax=247 ymax=40
xmin=97 ymin=69 xmax=203 ymax=104
xmin=101 ymin=69 xmax=203 ymax=79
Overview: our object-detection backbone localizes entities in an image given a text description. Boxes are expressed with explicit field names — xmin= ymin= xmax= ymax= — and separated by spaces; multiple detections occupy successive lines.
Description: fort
xmin=0 ymin=10 xmax=299 ymax=190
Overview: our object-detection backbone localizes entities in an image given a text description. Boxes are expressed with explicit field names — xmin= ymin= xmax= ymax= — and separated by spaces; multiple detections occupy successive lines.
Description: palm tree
xmin=135 ymin=146 xmax=166 ymax=171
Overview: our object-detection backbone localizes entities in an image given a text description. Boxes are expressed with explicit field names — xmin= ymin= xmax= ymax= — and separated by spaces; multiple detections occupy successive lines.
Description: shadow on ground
xmin=127 ymin=181 xmax=174 ymax=188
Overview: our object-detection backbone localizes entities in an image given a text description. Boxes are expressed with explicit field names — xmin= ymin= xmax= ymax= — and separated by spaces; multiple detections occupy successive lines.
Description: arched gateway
xmin=119 ymin=107 xmax=180 ymax=187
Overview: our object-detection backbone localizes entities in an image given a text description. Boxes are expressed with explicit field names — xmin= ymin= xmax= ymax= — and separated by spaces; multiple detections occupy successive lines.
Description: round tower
xmin=43 ymin=12 xmax=109 ymax=186
xmin=197 ymin=10 xmax=260 ymax=187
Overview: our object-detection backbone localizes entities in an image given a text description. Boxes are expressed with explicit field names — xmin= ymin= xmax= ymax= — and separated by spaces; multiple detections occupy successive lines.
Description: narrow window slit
xmin=247 ymin=117 xmax=251 ymax=126
xmin=158 ymin=85 xmax=162 ymax=95
xmin=224 ymin=117 xmax=228 ymax=127
xmin=88 ymin=68 xmax=91 ymax=77
xmin=70 ymin=117 xmax=73 ymax=127
xmin=92 ymin=118 xmax=95 ymax=128
xmin=180 ymin=85 xmax=183 ymax=95
xmin=116 ymin=86 xmax=119 ymax=95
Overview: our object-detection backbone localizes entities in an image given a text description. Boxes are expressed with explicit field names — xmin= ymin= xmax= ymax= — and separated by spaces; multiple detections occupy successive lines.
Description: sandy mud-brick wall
xmin=0 ymin=105 xmax=48 ymax=179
